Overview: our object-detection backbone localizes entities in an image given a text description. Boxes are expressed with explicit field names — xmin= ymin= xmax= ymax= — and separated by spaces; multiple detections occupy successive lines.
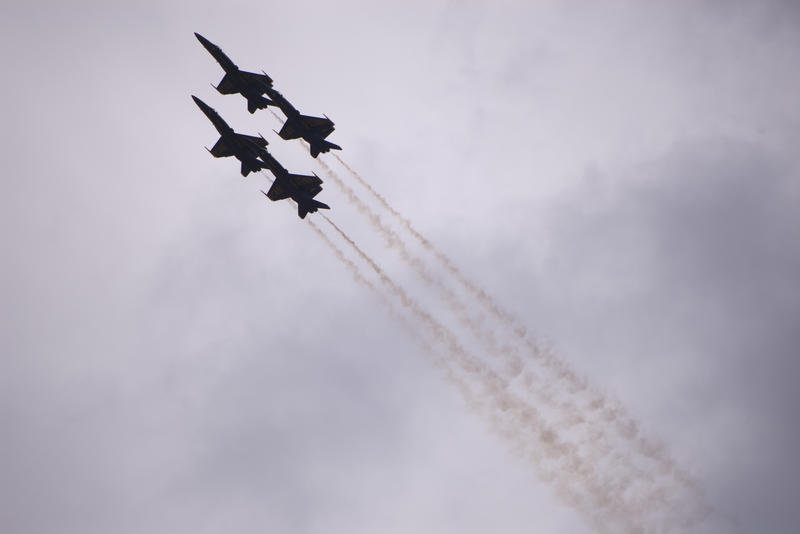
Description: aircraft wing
xmin=209 ymin=137 xmax=234 ymax=157
xmin=277 ymin=115 xmax=333 ymax=140
xmin=239 ymin=70 xmax=272 ymax=87
xmin=265 ymin=178 xmax=291 ymax=201
xmin=216 ymin=73 xmax=239 ymax=94
xmin=277 ymin=119 xmax=303 ymax=140
xmin=217 ymin=71 xmax=272 ymax=95
xmin=234 ymin=133 xmax=268 ymax=148
xmin=300 ymin=114 xmax=335 ymax=138
xmin=288 ymin=173 xmax=323 ymax=197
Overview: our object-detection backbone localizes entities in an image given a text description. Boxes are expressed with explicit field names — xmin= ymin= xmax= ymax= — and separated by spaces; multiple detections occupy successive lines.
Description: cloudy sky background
xmin=2 ymin=1 xmax=799 ymax=533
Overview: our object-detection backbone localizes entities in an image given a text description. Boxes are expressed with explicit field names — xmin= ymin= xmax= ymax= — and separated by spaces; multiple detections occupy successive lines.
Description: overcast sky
xmin=2 ymin=1 xmax=799 ymax=533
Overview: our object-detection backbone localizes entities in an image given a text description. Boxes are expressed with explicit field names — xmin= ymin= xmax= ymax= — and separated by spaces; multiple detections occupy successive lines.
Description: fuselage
xmin=195 ymin=33 xmax=237 ymax=74
xmin=256 ymin=148 xmax=289 ymax=180
xmin=265 ymin=87 xmax=299 ymax=119
xmin=193 ymin=95 xmax=232 ymax=136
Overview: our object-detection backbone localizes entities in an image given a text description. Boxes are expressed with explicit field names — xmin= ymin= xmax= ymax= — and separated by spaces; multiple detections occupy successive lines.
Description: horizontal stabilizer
xmin=240 ymin=157 xmax=263 ymax=177
xmin=297 ymin=198 xmax=330 ymax=219
xmin=247 ymin=96 xmax=272 ymax=114
xmin=309 ymin=198 xmax=330 ymax=211
xmin=309 ymin=140 xmax=341 ymax=158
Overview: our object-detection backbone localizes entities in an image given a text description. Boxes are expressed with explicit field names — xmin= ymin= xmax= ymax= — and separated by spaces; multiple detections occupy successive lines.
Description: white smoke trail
xmin=261 ymin=113 xmax=710 ymax=530
xmin=305 ymin=216 xmax=478 ymax=409
xmin=316 ymin=158 xmax=505 ymax=345
xmin=308 ymin=216 xmax=629 ymax=532
xmin=326 ymin=155 xmax=704 ymax=499
xmin=314 ymin=158 xmax=707 ymax=522
xmin=319 ymin=215 xmax=654 ymax=533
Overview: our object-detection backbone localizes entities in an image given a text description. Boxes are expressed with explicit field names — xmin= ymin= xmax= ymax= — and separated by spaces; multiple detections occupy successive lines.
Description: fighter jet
xmin=192 ymin=95 xmax=268 ymax=177
xmin=195 ymin=32 xmax=273 ymax=114
xmin=264 ymin=85 xmax=342 ymax=158
xmin=258 ymin=147 xmax=330 ymax=219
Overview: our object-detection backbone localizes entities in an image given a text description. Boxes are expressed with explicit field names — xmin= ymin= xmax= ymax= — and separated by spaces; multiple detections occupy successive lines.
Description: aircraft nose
xmin=194 ymin=32 xmax=212 ymax=48
xmin=191 ymin=95 xmax=208 ymax=110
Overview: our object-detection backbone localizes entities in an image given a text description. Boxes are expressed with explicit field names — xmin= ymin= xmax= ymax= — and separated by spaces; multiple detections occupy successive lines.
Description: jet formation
xmin=195 ymin=32 xmax=341 ymax=158
xmin=193 ymin=32 xmax=338 ymax=218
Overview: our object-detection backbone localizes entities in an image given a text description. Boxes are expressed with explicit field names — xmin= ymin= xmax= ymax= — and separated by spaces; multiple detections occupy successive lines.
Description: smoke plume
xmin=263 ymin=111 xmax=713 ymax=531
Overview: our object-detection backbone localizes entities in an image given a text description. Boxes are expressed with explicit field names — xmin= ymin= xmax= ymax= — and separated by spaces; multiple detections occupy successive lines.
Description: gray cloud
xmin=506 ymin=137 xmax=800 ymax=533
xmin=2 ymin=1 xmax=799 ymax=533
